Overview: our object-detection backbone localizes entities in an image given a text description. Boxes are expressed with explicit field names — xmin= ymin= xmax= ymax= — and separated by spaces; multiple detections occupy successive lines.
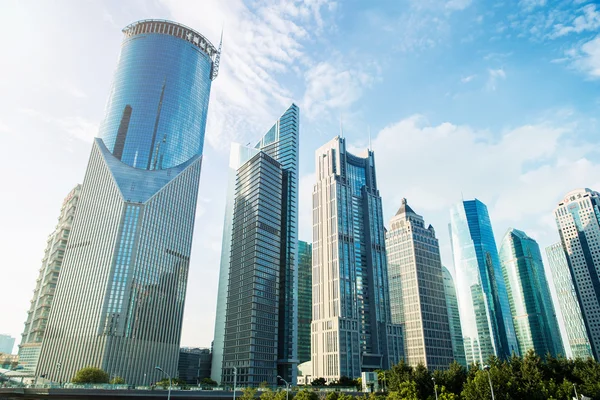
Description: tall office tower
xmin=554 ymin=189 xmax=600 ymax=360
xmin=18 ymin=185 xmax=81 ymax=373
xmin=312 ymin=137 xmax=403 ymax=380
xmin=211 ymin=105 xmax=299 ymax=386
xmin=545 ymin=243 xmax=593 ymax=359
xmin=385 ymin=199 xmax=454 ymax=370
xmin=37 ymin=20 xmax=220 ymax=385
xmin=442 ymin=267 xmax=467 ymax=367
xmin=298 ymin=240 xmax=313 ymax=364
xmin=0 ymin=335 xmax=15 ymax=355
xmin=498 ymin=229 xmax=564 ymax=358
xmin=449 ymin=199 xmax=519 ymax=365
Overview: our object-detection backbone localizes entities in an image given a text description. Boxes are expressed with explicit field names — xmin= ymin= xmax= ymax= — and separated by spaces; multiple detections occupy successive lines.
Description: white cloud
xmin=487 ymin=68 xmax=506 ymax=90
xmin=301 ymin=61 xmax=375 ymax=119
xmin=160 ymin=0 xmax=336 ymax=150
xmin=566 ymin=35 xmax=600 ymax=78
xmin=368 ymin=114 xmax=600 ymax=265
xmin=460 ymin=74 xmax=476 ymax=83
xmin=19 ymin=108 xmax=99 ymax=142
xmin=551 ymin=4 xmax=600 ymax=38
xmin=446 ymin=0 xmax=472 ymax=11
xmin=519 ymin=0 xmax=547 ymax=11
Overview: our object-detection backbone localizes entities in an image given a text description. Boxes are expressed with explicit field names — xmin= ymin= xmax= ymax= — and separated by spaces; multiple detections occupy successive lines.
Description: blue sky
xmin=1 ymin=0 xmax=600 ymax=353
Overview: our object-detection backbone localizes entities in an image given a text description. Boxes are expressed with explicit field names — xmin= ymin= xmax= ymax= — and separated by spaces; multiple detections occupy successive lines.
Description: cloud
xmin=551 ymin=4 xmax=600 ymax=38
xmin=460 ymin=74 xmax=476 ymax=83
xmin=301 ymin=61 xmax=375 ymax=119
xmin=519 ymin=0 xmax=547 ymax=12
xmin=487 ymin=68 xmax=506 ymax=90
xmin=446 ymin=0 xmax=472 ymax=11
xmin=19 ymin=109 xmax=98 ymax=142
xmin=566 ymin=35 xmax=600 ymax=78
xmin=159 ymin=0 xmax=336 ymax=151
xmin=367 ymin=114 xmax=600 ymax=264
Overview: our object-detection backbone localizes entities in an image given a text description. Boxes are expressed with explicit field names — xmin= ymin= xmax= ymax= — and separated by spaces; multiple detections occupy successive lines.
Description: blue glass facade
xmin=499 ymin=229 xmax=564 ymax=358
xmin=99 ymin=20 xmax=218 ymax=170
xmin=449 ymin=199 xmax=519 ymax=365
xmin=36 ymin=20 xmax=216 ymax=385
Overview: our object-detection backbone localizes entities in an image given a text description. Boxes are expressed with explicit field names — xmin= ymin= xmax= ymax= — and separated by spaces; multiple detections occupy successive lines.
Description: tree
xmin=397 ymin=381 xmax=418 ymax=400
xmin=438 ymin=386 xmax=458 ymax=400
xmin=156 ymin=377 xmax=187 ymax=388
xmin=325 ymin=391 xmax=339 ymax=400
xmin=110 ymin=376 xmax=125 ymax=385
xmin=71 ymin=367 xmax=109 ymax=384
xmin=240 ymin=387 xmax=258 ymax=400
xmin=295 ymin=389 xmax=319 ymax=400
xmin=387 ymin=360 xmax=412 ymax=392
xmin=411 ymin=363 xmax=433 ymax=400
xmin=261 ymin=389 xmax=277 ymax=400
xmin=337 ymin=393 xmax=355 ymax=400
xmin=275 ymin=389 xmax=293 ymax=400
xmin=201 ymin=377 xmax=218 ymax=386
xmin=311 ymin=377 xmax=327 ymax=386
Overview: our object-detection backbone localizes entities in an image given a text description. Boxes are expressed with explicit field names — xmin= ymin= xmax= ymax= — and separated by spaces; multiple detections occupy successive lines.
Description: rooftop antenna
xmin=339 ymin=113 xmax=343 ymax=138
xmin=368 ymin=125 xmax=372 ymax=150
xmin=211 ymin=25 xmax=224 ymax=80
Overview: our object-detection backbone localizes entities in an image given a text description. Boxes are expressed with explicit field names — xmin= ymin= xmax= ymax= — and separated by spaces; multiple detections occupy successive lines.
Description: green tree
xmin=438 ymin=361 xmax=467 ymax=396
xmin=201 ymin=377 xmax=218 ymax=386
xmin=261 ymin=388 xmax=277 ymax=400
xmin=411 ymin=363 xmax=433 ymax=400
xmin=385 ymin=392 xmax=402 ymax=400
xmin=387 ymin=360 xmax=412 ymax=392
xmin=71 ymin=367 xmax=109 ymax=384
xmin=156 ymin=377 xmax=187 ymax=388
xmin=295 ymin=389 xmax=319 ymax=400
xmin=311 ymin=377 xmax=327 ymax=386
xmin=337 ymin=393 xmax=355 ymax=400
xmin=397 ymin=381 xmax=418 ymax=400
xmin=240 ymin=387 xmax=258 ymax=400
xmin=438 ymin=386 xmax=458 ymax=400
xmin=325 ymin=391 xmax=339 ymax=400
xmin=275 ymin=389 xmax=293 ymax=400
xmin=110 ymin=376 xmax=125 ymax=384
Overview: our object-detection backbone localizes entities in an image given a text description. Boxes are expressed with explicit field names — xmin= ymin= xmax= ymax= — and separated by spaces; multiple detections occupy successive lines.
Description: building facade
xmin=385 ymin=199 xmax=454 ymax=370
xmin=442 ymin=267 xmax=467 ymax=367
xmin=298 ymin=240 xmax=313 ymax=364
xmin=0 ymin=335 xmax=15 ymax=355
xmin=545 ymin=243 xmax=593 ymax=359
xmin=554 ymin=188 xmax=600 ymax=360
xmin=498 ymin=229 xmax=564 ymax=358
xmin=449 ymin=199 xmax=519 ymax=365
xmin=178 ymin=348 xmax=211 ymax=385
xmin=212 ymin=105 xmax=299 ymax=386
xmin=312 ymin=137 xmax=402 ymax=381
xmin=18 ymin=185 xmax=81 ymax=373
xmin=36 ymin=20 xmax=220 ymax=385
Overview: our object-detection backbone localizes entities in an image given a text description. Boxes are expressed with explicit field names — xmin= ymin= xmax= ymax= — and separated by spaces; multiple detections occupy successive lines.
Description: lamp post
xmin=155 ymin=366 xmax=172 ymax=400
xmin=573 ymin=383 xmax=579 ymax=400
xmin=432 ymin=377 xmax=438 ymax=400
xmin=56 ymin=362 xmax=62 ymax=387
xmin=277 ymin=375 xmax=289 ymax=400
xmin=233 ymin=367 xmax=238 ymax=400
xmin=483 ymin=365 xmax=495 ymax=400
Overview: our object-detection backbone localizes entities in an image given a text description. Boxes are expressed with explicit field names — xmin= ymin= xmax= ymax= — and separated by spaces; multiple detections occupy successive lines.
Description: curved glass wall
xmin=449 ymin=199 xmax=519 ymax=365
xmin=99 ymin=20 xmax=216 ymax=170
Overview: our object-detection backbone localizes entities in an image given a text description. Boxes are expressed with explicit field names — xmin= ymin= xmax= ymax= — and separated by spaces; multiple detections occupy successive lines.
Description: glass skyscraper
xmin=554 ymin=188 xmax=600 ymax=360
xmin=37 ymin=20 xmax=219 ymax=385
xmin=545 ymin=243 xmax=593 ymax=359
xmin=298 ymin=240 xmax=313 ymax=364
xmin=498 ymin=229 xmax=564 ymax=358
xmin=18 ymin=185 xmax=81 ymax=373
xmin=449 ymin=199 xmax=519 ymax=365
xmin=211 ymin=105 xmax=299 ymax=386
xmin=442 ymin=267 xmax=467 ymax=367
xmin=386 ymin=199 xmax=454 ymax=370
xmin=312 ymin=137 xmax=402 ymax=380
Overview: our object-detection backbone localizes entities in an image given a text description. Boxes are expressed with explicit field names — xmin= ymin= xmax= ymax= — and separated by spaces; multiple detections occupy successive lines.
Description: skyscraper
xmin=37 ymin=20 xmax=220 ymax=385
xmin=211 ymin=105 xmax=299 ymax=386
xmin=385 ymin=199 xmax=454 ymax=370
xmin=298 ymin=240 xmax=313 ymax=364
xmin=449 ymin=199 xmax=519 ymax=365
xmin=442 ymin=267 xmax=467 ymax=367
xmin=545 ymin=243 xmax=593 ymax=359
xmin=18 ymin=185 xmax=81 ymax=373
xmin=554 ymin=188 xmax=600 ymax=360
xmin=498 ymin=229 xmax=564 ymax=358
xmin=312 ymin=137 xmax=402 ymax=380
xmin=0 ymin=335 xmax=15 ymax=355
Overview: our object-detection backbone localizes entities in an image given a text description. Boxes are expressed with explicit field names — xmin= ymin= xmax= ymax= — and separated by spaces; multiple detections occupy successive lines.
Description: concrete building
xmin=298 ymin=240 xmax=312 ymax=364
xmin=36 ymin=20 xmax=220 ymax=385
xmin=449 ymin=199 xmax=519 ymax=365
xmin=553 ymin=188 xmax=600 ymax=360
xmin=311 ymin=137 xmax=402 ymax=380
xmin=545 ymin=243 xmax=593 ymax=359
xmin=499 ymin=229 xmax=564 ymax=358
xmin=385 ymin=199 xmax=454 ymax=370
xmin=18 ymin=185 xmax=81 ymax=373
xmin=442 ymin=267 xmax=467 ymax=367
xmin=0 ymin=335 xmax=15 ymax=355
xmin=178 ymin=348 xmax=211 ymax=385
xmin=211 ymin=105 xmax=299 ymax=386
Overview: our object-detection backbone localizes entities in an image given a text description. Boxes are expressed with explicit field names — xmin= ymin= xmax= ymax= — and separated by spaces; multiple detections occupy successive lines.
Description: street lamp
xmin=155 ymin=366 xmax=172 ymax=400
xmin=277 ymin=375 xmax=290 ymax=400
xmin=56 ymin=362 xmax=62 ymax=387
xmin=573 ymin=383 xmax=579 ymax=400
xmin=432 ymin=377 xmax=438 ymax=400
xmin=483 ymin=365 xmax=495 ymax=400
xmin=233 ymin=367 xmax=238 ymax=400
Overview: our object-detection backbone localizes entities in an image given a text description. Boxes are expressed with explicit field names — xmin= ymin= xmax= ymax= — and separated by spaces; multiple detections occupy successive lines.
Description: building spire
xmin=368 ymin=125 xmax=372 ymax=150
xmin=339 ymin=113 xmax=343 ymax=138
